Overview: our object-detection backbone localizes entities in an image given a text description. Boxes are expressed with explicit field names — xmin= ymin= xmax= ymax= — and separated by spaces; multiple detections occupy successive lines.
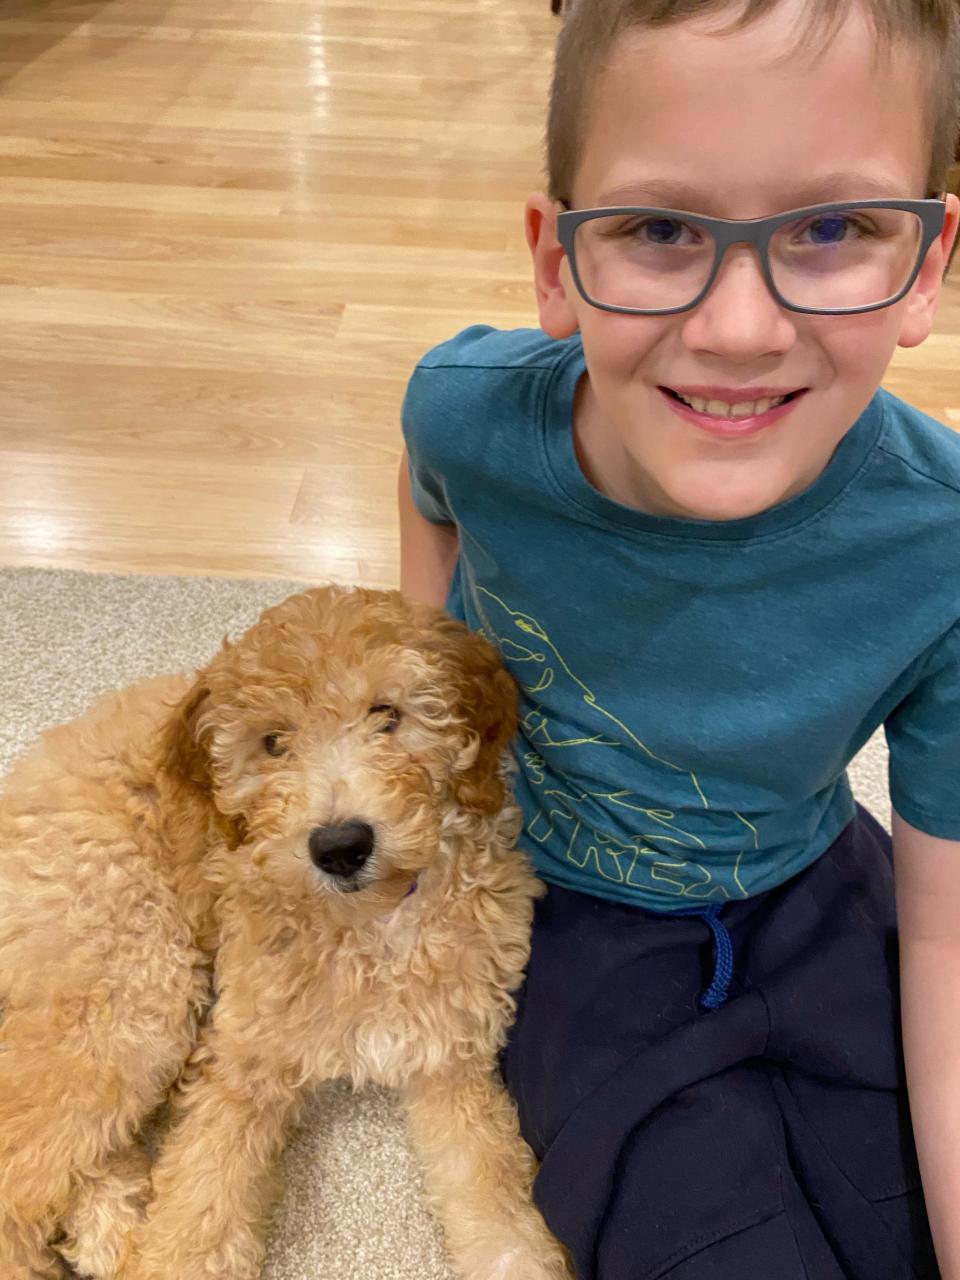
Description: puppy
xmin=0 ymin=586 xmax=570 ymax=1280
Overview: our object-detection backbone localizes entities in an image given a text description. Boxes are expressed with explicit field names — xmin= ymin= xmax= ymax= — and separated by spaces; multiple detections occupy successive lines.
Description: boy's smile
xmin=528 ymin=0 xmax=959 ymax=522
xmin=658 ymin=384 xmax=808 ymax=440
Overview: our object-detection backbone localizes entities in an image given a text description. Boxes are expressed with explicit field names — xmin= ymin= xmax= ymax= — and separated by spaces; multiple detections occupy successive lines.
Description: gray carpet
xmin=0 ymin=566 xmax=893 ymax=1278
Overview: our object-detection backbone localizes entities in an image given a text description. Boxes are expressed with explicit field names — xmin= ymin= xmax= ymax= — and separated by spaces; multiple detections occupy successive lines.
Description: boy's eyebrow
xmin=593 ymin=172 xmax=917 ymax=211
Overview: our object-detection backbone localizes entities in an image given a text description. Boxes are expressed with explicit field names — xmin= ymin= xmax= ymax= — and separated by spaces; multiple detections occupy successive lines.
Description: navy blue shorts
xmin=501 ymin=804 xmax=938 ymax=1279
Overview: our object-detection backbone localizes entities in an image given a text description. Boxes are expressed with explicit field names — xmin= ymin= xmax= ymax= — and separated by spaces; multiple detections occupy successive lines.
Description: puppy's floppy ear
xmin=165 ymin=682 xmax=212 ymax=792
xmin=164 ymin=681 xmax=247 ymax=850
xmin=426 ymin=619 xmax=519 ymax=815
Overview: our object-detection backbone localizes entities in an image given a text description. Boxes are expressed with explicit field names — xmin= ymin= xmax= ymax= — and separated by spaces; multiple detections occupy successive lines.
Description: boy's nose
xmin=682 ymin=245 xmax=796 ymax=360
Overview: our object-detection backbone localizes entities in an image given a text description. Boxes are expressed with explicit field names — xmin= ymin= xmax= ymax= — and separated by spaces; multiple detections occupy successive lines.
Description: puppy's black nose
xmin=308 ymin=820 xmax=374 ymax=878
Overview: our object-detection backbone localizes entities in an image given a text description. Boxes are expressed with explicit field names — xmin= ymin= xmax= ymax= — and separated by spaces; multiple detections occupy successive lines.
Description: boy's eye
xmin=791 ymin=211 xmax=881 ymax=248
xmin=263 ymin=733 xmax=287 ymax=757
xmin=608 ymin=215 xmax=699 ymax=247
xmin=808 ymin=214 xmax=852 ymax=244
xmin=369 ymin=704 xmax=401 ymax=733
xmin=639 ymin=216 xmax=688 ymax=245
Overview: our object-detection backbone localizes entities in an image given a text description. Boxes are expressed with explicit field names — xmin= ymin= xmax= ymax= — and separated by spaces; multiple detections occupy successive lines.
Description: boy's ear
xmin=897 ymin=193 xmax=959 ymax=349
xmin=525 ymin=192 xmax=580 ymax=340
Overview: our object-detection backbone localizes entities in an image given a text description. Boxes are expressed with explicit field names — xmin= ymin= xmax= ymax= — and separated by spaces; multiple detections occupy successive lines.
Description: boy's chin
xmin=656 ymin=468 xmax=809 ymax=523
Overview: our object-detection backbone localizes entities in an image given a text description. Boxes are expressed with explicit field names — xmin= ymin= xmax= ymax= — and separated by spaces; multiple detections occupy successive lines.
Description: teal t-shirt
xmin=402 ymin=325 xmax=960 ymax=909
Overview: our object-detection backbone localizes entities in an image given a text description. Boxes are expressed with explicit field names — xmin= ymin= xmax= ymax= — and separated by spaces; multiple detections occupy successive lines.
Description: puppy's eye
xmin=263 ymin=733 xmax=287 ymax=757
xmin=369 ymin=704 xmax=401 ymax=733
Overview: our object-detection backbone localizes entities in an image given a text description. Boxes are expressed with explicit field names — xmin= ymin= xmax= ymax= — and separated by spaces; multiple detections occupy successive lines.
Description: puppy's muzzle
xmin=308 ymin=820 xmax=374 ymax=880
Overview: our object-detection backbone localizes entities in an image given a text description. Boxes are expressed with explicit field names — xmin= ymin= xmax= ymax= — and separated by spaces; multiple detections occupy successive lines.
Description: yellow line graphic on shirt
xmin=474 ymin=587 xmax=757 ymax=900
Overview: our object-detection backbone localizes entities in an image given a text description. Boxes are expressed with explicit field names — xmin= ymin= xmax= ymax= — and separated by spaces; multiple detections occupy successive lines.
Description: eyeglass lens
xmin=573 ymin=207 xmax=924 ymax=312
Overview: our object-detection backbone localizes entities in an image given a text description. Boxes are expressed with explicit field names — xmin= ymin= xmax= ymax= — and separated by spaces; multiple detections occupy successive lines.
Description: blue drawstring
xmin=671 ymin=903 xmax=735 ymax=1010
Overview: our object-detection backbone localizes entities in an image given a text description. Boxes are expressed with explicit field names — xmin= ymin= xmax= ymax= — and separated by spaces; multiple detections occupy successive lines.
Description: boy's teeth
xmin=675 ymin=392 xmax=788 ymax=417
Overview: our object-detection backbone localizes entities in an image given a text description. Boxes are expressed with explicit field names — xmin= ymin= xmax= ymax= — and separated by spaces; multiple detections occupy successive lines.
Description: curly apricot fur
xmin=0 ymin=586 xmax=570 ymax=1280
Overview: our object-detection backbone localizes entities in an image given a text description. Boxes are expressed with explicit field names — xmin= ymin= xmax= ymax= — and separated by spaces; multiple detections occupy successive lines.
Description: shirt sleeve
xmin=885 ymin=618 xmax=960 ymax=839
xmin=400 ymin=361 xmax=457 ymax=526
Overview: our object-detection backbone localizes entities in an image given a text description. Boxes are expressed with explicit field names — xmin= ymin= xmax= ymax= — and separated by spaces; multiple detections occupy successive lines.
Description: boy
xmin=398 ymin=0 xmax=960 ymax=1275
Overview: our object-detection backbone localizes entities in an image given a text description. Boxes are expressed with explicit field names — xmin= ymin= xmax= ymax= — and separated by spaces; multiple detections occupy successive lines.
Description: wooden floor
xmin=1 ymin=0 xmax=958 ymax=586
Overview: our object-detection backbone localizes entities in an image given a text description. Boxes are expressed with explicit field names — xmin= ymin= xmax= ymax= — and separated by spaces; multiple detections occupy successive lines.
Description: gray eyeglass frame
xmin=555 ymin=198 xmax=947 ymax=316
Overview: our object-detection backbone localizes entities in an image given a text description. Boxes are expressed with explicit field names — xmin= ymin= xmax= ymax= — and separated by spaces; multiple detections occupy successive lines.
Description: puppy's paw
xmin=455 ymin=1224 xmax=573 ymax=1280
xmin=55 ymin=1147 xmax=150 ymax=1280
xmin=481 ymin=1244 xmax=573 ymax=1280
xmin=108 ymin=1228 xmax=264 ymax=1280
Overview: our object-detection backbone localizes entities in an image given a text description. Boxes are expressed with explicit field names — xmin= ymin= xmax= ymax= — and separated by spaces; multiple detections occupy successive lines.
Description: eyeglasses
xmin=556 ymin=198 xmax=947 ymax=316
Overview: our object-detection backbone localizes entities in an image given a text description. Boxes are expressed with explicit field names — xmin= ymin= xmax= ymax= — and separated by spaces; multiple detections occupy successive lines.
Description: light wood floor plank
xmin=0 ymin=0 xmax=956 ymax=585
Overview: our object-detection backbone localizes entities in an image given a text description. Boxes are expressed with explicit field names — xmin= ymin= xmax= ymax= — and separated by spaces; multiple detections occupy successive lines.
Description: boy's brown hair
xmin=547 ymin=0 xmax=960 ymax=203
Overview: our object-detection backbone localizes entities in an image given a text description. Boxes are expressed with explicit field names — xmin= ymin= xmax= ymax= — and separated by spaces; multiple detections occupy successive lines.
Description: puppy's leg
xmin=0 ymin=1036 xmax=175 ymax=1280
xmin=55 ymin=1143 xmax=151 ymax=1279
xmin=0 ymin=1042 xmax=144 ymax=1280
xmin=0 ymin=1213 xmax=68 ymax=1280
xmin=403 ymin=1066 xmax=572 ymax=1280
xmin=115 ymin=1048 xmax=302 ymax=1280
xmin=0 ymin=890 xmax=209 ymax=1280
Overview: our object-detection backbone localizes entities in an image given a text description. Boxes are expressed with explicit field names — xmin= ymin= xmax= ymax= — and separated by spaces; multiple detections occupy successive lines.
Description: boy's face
xmin=527 ymin=0 xmax=959 ymax=522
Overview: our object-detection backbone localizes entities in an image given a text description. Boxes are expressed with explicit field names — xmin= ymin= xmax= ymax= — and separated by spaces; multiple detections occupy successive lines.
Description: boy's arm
xmin=397 ymin=447 xmax=459 ymax=608
xmin=893 ymin=809 xmax=960 ymax=1279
